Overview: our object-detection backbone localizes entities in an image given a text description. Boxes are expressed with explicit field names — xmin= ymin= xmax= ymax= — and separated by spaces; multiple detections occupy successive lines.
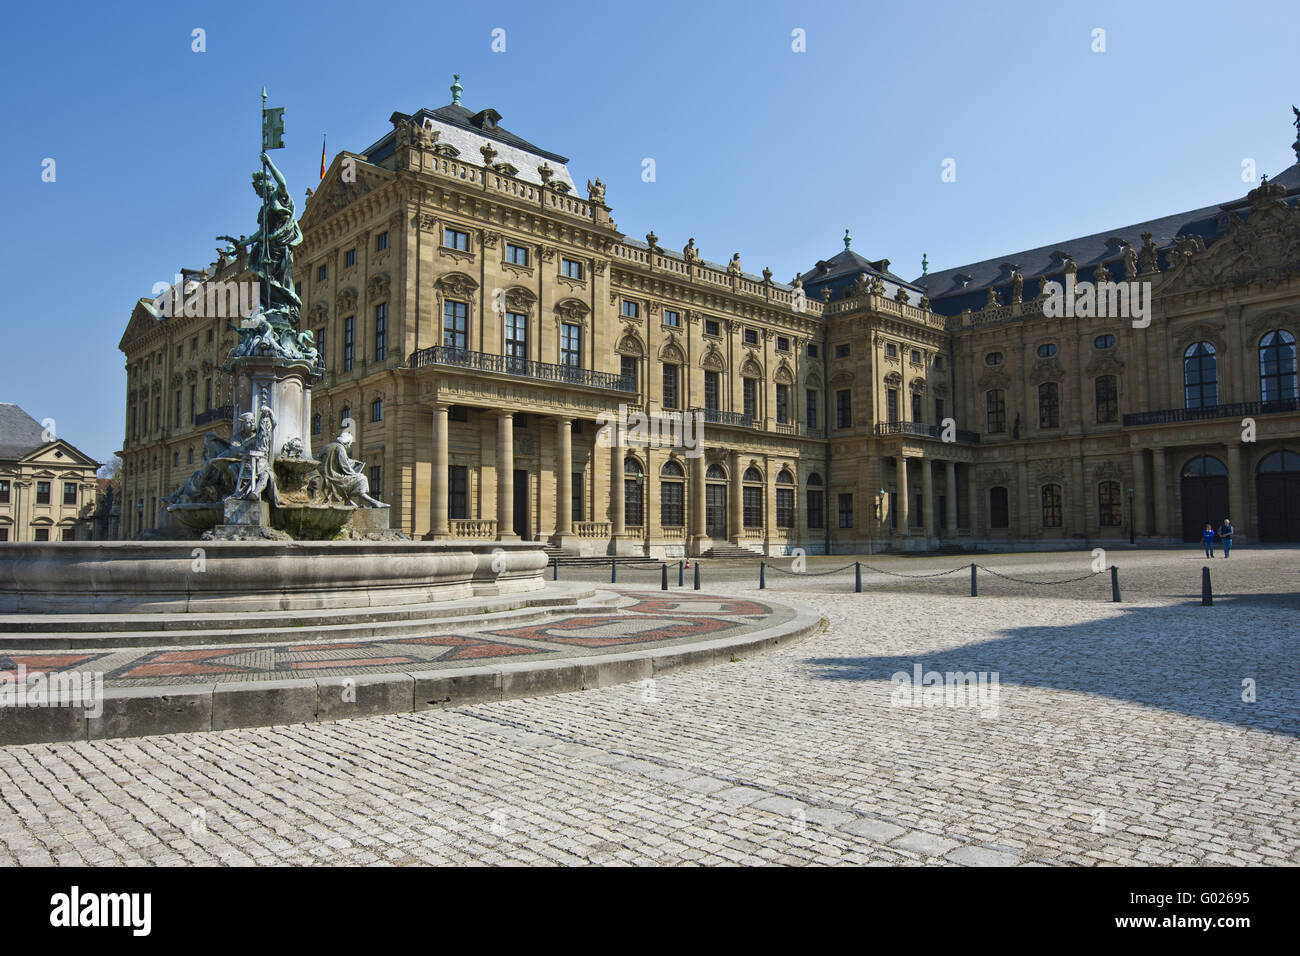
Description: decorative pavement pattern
xmin=0 ymin=592 xmax=789 ymax=688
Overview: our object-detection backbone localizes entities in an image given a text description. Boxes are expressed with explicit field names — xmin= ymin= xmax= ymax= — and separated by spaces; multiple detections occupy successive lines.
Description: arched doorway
xmin=1256 ymin=449 xmax=1300 ymax=542
xmin=705 ymin=463 xmax=727 ymax=539
xmin=1180 ymin=454 xmax=1228 ymax=543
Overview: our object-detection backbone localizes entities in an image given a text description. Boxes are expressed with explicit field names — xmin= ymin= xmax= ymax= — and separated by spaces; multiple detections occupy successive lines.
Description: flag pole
xmin=260 ymin=86 xmax=269 ymax=318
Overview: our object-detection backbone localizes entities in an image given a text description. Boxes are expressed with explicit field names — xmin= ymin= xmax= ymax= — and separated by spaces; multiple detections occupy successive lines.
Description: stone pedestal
xmin=210 ymin=498 xmax=273 ymax=539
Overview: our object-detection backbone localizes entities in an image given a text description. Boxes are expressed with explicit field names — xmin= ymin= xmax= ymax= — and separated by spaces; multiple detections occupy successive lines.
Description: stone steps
xmin=703 ymin=545 xmax=765 ymax=559
xmin=0 ymin=585 xmax=619 ymax=650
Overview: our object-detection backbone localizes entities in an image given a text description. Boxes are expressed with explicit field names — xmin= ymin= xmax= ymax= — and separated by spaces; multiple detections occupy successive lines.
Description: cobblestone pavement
xmin=1 ymin=548 xmax=1296 ymax=866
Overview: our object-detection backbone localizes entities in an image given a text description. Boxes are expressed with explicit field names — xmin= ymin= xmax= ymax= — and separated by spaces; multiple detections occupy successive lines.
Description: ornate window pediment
xmin=336 ymin=287 xmax=358 ymax=312
xmin=555 ymin=297 xmax=589 ymax=324
xmin=616 ymin=331 xmax=644 ymax=356
xmin=436 ymin=272 xmax=479 ymax=299
xmin=882 ymin=370 xmax=903 ymax=387
xmin=503 ymin=287 xmax=537 ymax=315
xmin=367 ymin=272 xmax=390 ymax=301
xmin=1029 ymin=355 xmax=1066 ymax=385
xmin=740 ymin=357 xmax=764 ymax=379
xmin=700 ymin=346 xmax=725 ymax=371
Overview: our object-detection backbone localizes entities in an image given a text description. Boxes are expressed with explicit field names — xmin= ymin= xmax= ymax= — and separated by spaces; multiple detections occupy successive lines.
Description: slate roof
xmin=795 ymin=246 xmax=927 ymax=305
xmin=0 ymin=403 xmax=49 ymax=459
xmin=916 ymin=163 xmax=1300 ymax=316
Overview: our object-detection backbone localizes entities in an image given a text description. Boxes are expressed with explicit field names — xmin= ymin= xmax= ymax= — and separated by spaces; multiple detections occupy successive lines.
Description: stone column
xmin=729 ymin=449 xmax=743 ymax=544
xmin=497 ymin=412 xmax=516 ymax=539
xmin=1226 ymin=443 xmax=1246 ymax=539
xmin=1131 ymin=447 xmax=1148 ymax=538
xmin=896 ymin=455 xmax=910 ymax=538
xmin=1151 ymin=446 xmax=1169 ymax=539
xmin=945 ymin=460 xmax=958 ymax=538
xmin=609 ymin=439 xmax=626 ymax=552
xmin=689 ymin=450 xmax=706 ymax=555
xmin=967 ymin=465 xmax=979 ymax=537
xmin=922 ymin=457 xmax=935 ymax=543
xmin=553 ymin=417 xmax=573 ymax=548
xmin=430 ymin=403 xmax=450 ymax=539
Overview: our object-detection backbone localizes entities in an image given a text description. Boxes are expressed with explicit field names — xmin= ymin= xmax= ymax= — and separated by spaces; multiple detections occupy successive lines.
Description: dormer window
xmin=470 ymin=108 xmax=501 ymax=131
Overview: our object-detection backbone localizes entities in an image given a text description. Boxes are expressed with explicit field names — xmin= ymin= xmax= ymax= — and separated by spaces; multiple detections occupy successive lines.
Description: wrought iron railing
xmin=695 ymin=407 xmax=755 ymax=427
xmin=195 ymin=405 xmax=233 ymax=428
xmin=873 ymin=421 xmax=980 ymax=444
xmin=409 ymin=346 xmax=635 ymax=392
xmin=1123 ymin=398 xmax=1300 ymax=427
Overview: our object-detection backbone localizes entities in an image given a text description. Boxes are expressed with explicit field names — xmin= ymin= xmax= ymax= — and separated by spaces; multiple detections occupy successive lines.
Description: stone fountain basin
xmin=0 ymin=541 xmax=547 ymax=614
xmin=167 ymin=501 xmax=224 ymax=534
xmin=270 ymin=502 xmax=354 ymax=539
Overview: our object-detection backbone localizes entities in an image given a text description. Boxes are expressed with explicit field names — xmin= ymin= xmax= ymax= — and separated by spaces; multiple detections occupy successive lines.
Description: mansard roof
xmin=0 ymin=403 xmax=98 ymax=467
xmin=917 ymin=163 xmax=1300 ymax=316
xmin=796 ymin=246 xmax=926 ymax=304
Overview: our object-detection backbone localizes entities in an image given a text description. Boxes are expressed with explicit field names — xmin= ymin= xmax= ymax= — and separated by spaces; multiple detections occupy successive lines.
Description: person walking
xmin=1202 ymin=523 xmax=1216 ymax=558
xmin=1219 ymin=517 xmax=1234 ymax=558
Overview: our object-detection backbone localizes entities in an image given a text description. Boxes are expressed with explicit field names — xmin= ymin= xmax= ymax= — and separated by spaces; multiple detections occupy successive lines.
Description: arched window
xmin=1095 ymin=375 xmax=1118 ymax=423
xmin=1098 ymin=481 xmax=1122 ymax=527
xmin=1184 ymin=342 xmax=1218 ymax=409
xmin=776 ymin=470 xmax=795 ymax=528
xmin=706 ymin=464 xmax=727 ymax=480
xmin=742 ymin=466 xmax=763 ymax=528
xmin=1259 ymin=330 xmax=1298 ymax=403
xmin=1038 ymin=382 xmax=1060 ymax=429
xmin=1041 ymin=484 xmax=1063 ymax=528
xmin=660 ymin=460 xmax=684 ymax=526
xmin=624 ymin=458 xmax=644 ymax=526
xmin=1258 ymin=449 xmax=1300 ymax=473
xmin=806 ymin=472 xmax=824 ymax=529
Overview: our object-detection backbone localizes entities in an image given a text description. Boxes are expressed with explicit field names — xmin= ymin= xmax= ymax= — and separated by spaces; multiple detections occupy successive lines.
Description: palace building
xmin=117 ymin=80 xmax=1300 ymax=553
xmin=0 ymin=404 xmax=101 ymax=542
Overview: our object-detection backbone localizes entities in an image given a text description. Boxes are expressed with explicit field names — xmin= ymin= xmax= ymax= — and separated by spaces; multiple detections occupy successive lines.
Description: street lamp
xmin=1127 ymin=486 xmax=1135 ymax=545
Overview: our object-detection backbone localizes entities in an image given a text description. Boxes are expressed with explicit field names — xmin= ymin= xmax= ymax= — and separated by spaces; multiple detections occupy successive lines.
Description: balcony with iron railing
xmin=195 ymin=405 xmax=233 ymax=428
xmin=409 ymin=346 xmax=636 ymax=392
xmin=1123 ymin=397 xmax=1300 ymax=427
xmin=694 ymin=407 xmax=754 ymax=428
xmin=874 ymin=421 xmax=981 ymax=444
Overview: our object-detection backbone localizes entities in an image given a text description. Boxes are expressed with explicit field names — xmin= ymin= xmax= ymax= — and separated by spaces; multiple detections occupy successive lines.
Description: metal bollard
xmin=970 ymin=563 xmax=978 ymax=597
xmin=553 ymin=555 xmax=559 ymax=581
xmin=1110 ymin=565 xmax=1120 ymax=603
xmin=854 ymin=562 xmax=862 ymax=593
xmin=760 ymin=561 xmax=766 ymax=589
xmin=694 ymin=561 xmax=701 ymax=590
xmin=611 ymin=559 xmax=617 ymax=584
xmin=678 ymin=560 xmax=684 ymax=587
xmin=1202 ymin=566 xmax=1213 ymax=606
xmin=661 ymin=564 xmax=668 ymax=590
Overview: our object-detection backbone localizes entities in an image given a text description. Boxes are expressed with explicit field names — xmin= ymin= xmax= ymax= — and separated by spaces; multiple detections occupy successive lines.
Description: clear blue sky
xmin=2 ymin=0 xmax=1297 ymax=464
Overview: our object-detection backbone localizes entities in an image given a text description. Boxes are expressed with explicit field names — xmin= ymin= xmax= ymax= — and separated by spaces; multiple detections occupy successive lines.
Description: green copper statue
xmin=220 ymin=150 xmax=302 ymax=328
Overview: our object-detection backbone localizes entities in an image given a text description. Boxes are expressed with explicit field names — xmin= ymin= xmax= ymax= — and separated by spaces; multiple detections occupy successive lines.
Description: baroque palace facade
xmin=117 ymin=82 xmax=1300 ymax=554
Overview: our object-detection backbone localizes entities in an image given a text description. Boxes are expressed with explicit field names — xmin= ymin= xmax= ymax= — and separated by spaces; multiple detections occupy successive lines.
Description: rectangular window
xmin=445 ymin=228 xmax=469 ymax=251
xmin=910 ymin=349 xmax=922 ymax=365
xmin=314 ymin=330 xmax=325 ymax=368
xmin=664 ymin=309 xmax=680 ymax=327
xmin=370 ymin=464 xmax=382 ymax=497
xmin=174 ymin=390 xmax=181 ymax=427
xmin=63 ymin=482 xmax=77 ymax=506
xmin=808 ymin=344 xmax=819 ymax=358
xmin=661 ymin=482 xmax=684 ymax=527
xmin=1042 ymin=485 xmax=1063 ymax=528
xmin=911 ymin=391 xmax=923 ymax=423
xmin=345 ymin=248 xmax=356 ymax=267
xmin=317 ymin=264 xmax=327 ymax=281
xmin=205 ymin=378 xmax=212 ymax=411
xmin=449 ymin=465 xmax=468 ymax=520
xmin=506 ymin=243 xmax=529 ymax=266
xmin=560 ymin=323 xmax=581 ymax=367
xmin=444 ymin=301 xmax=468 ymax=350
xmin=935 ymin=398 xmax=945 ymax=423
xmin=36 ymin=481 xmax=51 ymax=504
xmin=743 ymin=486 xmax=762 ymax=528
xmin=704 ymin=318 xmax=720 ymax=337
xmin=374 ymin=303 xmax=387 ymax=362
xmin=343 ymin=316 xmax=355 ymax=371
xmin=1038 ymin=381 xmax=1060 ymax=429
xmin=376 ymin=231 xmax=389 ymax=252
xmin=505 ymin=312 xmax=528 ymax=372
xmin=986 ymin=389 xmax=1006 ymax=433
xmin=885 ymin=343 xmax=897 ymax=358
xmin=0 ymin=528 xmax=7 ymax=541
xmin=1098 ymin=482 xmax=1123 ymax=527
xmin=836 ymin=343 xmax=851 ymax=358
xmin=743 ymin=378 xmax=757 ymax=420
xmin=662 ymin=364 xmax=679 ymax=410
xmin=776 ymin=488 xmax=794 ymax=528
xmin=836 ymin=389 xmax=852 ymax=428
xmin=562 ymin=258 xmax=584 ymax=279
xmin=776 ymin=336 xmax=790 ymax=352
xmin=0 ymin=480 xmax=9 ymax=503
xmin=621 ymin=355 xmax=638 ymax=392
xmin=776 ymin=384 xmax=789 ymax=424
xmin=33 ymin=528 xmax=49 ymax=542
xmin=572 ymin=472 xmax=584 ymax=523
xmin=837 ymin=493 xmax=854 ymax=529
xmin=744 ymin=328 xmax=758 ymax=346
xmin=1095 ymin=375 xmax=1118 ymax=424
xmin=887 ymin=389 xmax=899 ymax=423
xmin=806 ymin=390 xmax=817 ymax=429
xmin=705 ymin=371 xmax=720 ymax=411
xmin=990 ymin=487 xmax=1010 ymax=528
xmin=189 ymin=384 xmax=196 ymax=423
xmin=621 ymin=300 xmax=639 ymax=319
xmin=806 ymin=489 xmax=824 ymax=529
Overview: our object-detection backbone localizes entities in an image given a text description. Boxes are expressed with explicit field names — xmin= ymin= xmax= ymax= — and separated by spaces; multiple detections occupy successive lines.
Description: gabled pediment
xmin=299 ymin=155 xmax=396 ymax=232
xmin=118 ymin=298 xmax=162 ymax=351
xmin=20 ymin=440 xmax=99 ymax=469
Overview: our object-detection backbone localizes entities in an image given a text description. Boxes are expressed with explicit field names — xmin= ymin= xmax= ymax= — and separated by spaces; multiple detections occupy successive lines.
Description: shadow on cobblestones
xmin=803 ymin=594 xmax=1299 ymax=737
